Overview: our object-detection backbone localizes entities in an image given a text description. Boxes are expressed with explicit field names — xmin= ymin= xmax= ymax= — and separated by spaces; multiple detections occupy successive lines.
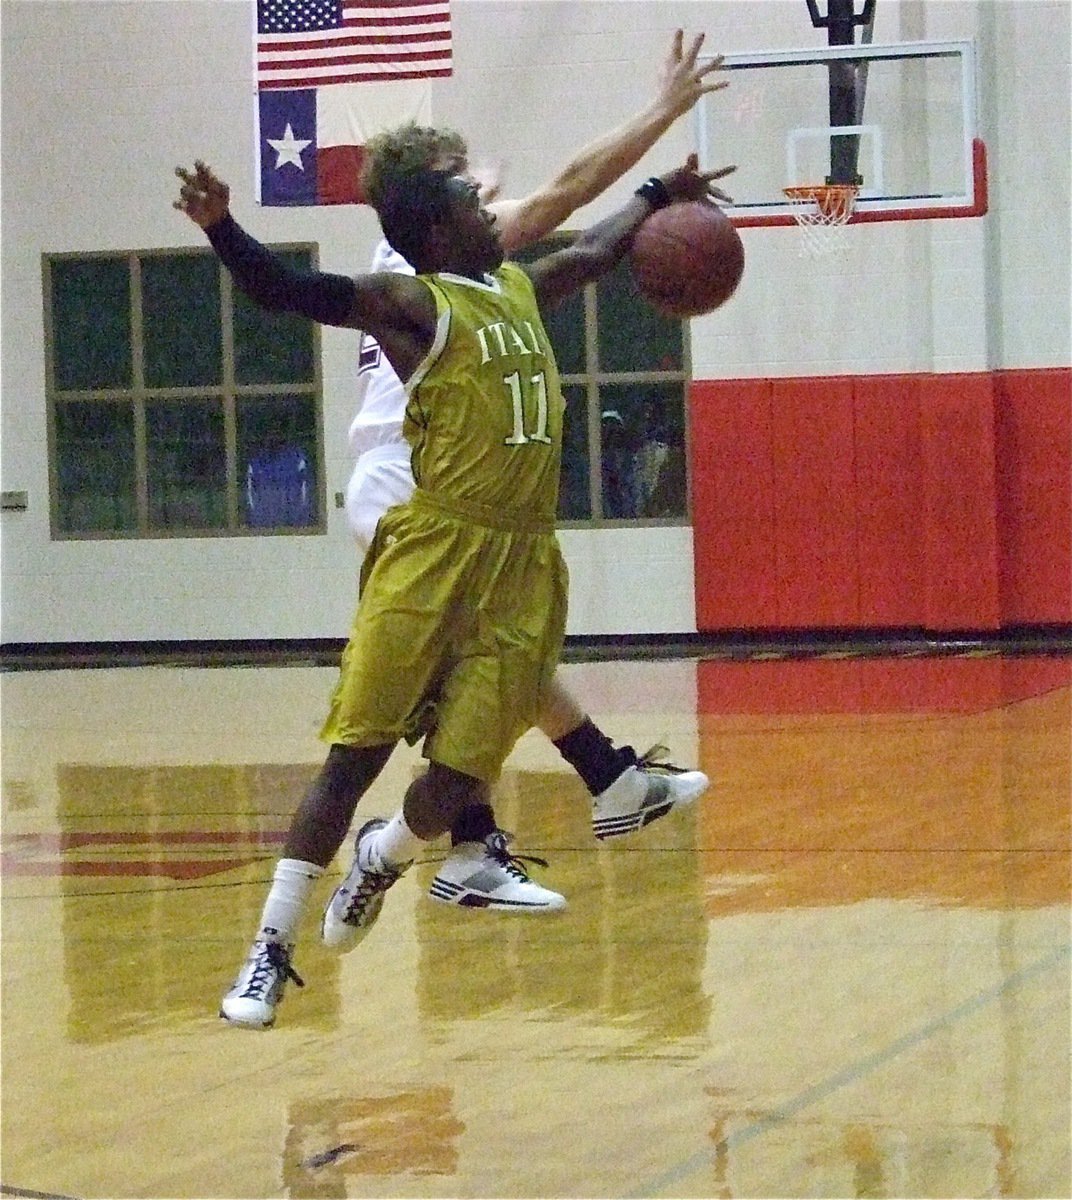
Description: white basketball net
xmin=783 ymin=185 xmax=859 ymax=257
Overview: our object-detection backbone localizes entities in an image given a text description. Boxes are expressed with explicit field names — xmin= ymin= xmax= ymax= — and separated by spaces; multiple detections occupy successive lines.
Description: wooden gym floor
xmin=1 ymin=648 xmax=1069 ymax=1199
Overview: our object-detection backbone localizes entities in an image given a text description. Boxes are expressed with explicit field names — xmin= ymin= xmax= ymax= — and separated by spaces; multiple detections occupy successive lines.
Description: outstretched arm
xmin=174 ymin=161 xmax=436 ymax=378
xmin=489 ymin=30 xmax=733 ymax=252
xmin=525 ymin=156 xmax=727 ymax=310
xmin=175 ymin=161 xmax=364 ymax=327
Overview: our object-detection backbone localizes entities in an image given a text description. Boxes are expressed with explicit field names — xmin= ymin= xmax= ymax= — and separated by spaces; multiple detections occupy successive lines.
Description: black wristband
xmin=635 ymin=177 xmax=671 ymax=210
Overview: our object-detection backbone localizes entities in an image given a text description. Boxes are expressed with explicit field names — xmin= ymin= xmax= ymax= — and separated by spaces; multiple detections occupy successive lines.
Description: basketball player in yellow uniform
xmin=345 ymin=31 xmax=735 ymax=916
xmin=176 ymin=135 xmax=726 ymax=1028
xmin=324 ymin=256 xmax=569 ymax=782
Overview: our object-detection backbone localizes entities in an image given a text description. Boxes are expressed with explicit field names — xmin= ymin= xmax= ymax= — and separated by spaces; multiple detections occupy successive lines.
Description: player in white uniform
xmin=345 ymin=239 xmax=424 ymax=549
xmin=335 ymin=31 xmax=735 ymax=914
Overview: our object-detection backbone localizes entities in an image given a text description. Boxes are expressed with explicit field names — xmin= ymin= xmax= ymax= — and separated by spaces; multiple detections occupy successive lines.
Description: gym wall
xmin=0 ymin=0 xmax=1067 ymax=644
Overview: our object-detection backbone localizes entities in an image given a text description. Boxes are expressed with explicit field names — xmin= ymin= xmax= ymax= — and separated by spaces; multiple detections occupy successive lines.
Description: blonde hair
xmin=361 ymin=121 xmax=468 ymax=211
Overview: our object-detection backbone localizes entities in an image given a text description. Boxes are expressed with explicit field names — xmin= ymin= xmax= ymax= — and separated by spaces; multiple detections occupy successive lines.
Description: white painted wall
xmin=1 ymin=0 xmax=1068 ymax=643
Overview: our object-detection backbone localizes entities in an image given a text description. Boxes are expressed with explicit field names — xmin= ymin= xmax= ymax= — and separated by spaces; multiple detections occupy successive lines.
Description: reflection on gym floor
xmin=1 ymin=653 xmax=1069 ymax=1199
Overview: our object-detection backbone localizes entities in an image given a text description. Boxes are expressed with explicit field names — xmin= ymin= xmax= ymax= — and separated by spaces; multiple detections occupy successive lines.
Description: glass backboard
xmin=696 ymin=40 xmax=986 ymax=226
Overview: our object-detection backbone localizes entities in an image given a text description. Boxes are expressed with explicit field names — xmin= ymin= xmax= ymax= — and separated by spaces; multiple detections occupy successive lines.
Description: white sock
xmin=256 ymin=858 xmax=324 ymax=943
xmin=369 ymin=811 xmax=424 ymax=869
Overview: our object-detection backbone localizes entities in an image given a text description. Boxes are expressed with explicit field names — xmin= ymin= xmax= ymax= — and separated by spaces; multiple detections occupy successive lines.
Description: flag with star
xmin=255 ymin=0 xmax=452 ymax=206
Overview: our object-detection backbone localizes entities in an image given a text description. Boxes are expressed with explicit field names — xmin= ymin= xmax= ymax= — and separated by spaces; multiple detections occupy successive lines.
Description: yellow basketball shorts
xmin=320 ymin=493 xmax=568 ymax=783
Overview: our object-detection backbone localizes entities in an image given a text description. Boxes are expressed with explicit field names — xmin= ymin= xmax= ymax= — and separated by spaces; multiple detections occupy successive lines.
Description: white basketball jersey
xmin=347 ymin=240 xmax=414 ymax=458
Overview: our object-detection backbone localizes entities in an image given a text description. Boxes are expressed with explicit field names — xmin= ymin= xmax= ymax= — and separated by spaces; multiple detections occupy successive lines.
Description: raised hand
xmin=656 ymin=30 xmax=729 ymax=120
xmin=173 ymin=160 xmax=231 ymax=229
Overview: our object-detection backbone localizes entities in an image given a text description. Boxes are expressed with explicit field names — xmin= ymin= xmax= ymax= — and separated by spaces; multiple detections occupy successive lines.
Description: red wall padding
xmin=993 ymin=369 xmax=1072 ymax=623
xmin=854 ymin=375 xmax=925 ymax=625
xmin=690 ymin=368 xmax=1071 ymax=631
xmin=690 ymin=379 xmax=777 ymax=626
xmin=918 ymin=373 xmax=1001 ymax=629
xmin=771 ymin=378 xmax=858 ymax=625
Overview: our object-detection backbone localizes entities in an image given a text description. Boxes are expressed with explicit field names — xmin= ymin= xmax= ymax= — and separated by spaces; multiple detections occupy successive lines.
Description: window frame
xmin=518 ymin=234 xmax=695 ymax=528
xmin=42 ymin=244 xmax=325 ymax=541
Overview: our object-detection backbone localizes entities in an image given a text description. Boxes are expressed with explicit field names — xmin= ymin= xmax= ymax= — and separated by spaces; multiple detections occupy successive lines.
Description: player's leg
xmin=419 ymin=541 xmax=570 ymax=915
xmin=346 ymin=448 xmax=543 ymax=887
xmin=419 ymin=676 xmax=579 ymax=914
xmin=283 ymin=742 xmax=396 ymax=866
xmin=427 ymin=771 xmax=565 ymax=914
xmin=323 ymin=761 xmax=481 ymax=952
xmin=220 ymin=742 xmax=395 ymax=1029
xmin=326 ymin=755 xmax=566 ymax=953
xmin=228 ymin=512 xmax=460 ymax=1025
xmin=538 ymin=671 xmax=710 ymax=841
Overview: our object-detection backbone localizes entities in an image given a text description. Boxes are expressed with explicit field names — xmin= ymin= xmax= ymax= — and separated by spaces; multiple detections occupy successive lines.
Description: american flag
xmin=256 ymin=0 xmax=452 ymax=89
xmin=254 ymin=0 xmax=452 ymax=206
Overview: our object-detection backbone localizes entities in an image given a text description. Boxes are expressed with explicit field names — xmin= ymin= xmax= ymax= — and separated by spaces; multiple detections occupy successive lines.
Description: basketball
xmin=629 ymin=200 xmax=745 ymax=318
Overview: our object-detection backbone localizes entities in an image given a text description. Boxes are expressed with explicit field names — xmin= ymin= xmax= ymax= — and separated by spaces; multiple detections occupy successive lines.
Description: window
xmin=515 ymin=236 xmax=691 ymax=525
xmin=43 ymin=247 xmax=323 ymax=538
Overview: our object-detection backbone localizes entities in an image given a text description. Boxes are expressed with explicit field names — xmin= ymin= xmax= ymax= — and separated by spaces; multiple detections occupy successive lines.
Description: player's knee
xmin=427 ymin=762 xmax=487 ymax=804
xmin=406 ymin=763 xmax=487 ymax=838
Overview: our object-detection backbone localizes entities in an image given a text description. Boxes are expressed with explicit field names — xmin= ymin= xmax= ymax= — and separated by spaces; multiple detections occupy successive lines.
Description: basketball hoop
xmin=783 ymin=183 xmax=859 ymax=257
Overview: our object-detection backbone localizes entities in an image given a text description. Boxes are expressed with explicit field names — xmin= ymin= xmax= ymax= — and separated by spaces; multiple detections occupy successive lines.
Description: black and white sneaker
xmin=220 ymin=939 xmax=304 ymax=1029
xmin=592 ymin=744 xmax=708 ymax=840
xmin=429 ymin=830 xmax=566 ymax=912
xmin=321 ymin=818 xmax=410 ymax=951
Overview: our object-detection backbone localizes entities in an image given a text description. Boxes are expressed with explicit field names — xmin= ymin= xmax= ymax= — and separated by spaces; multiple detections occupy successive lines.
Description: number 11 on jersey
xmin=502 ymin=370 xmax=553 ymax=446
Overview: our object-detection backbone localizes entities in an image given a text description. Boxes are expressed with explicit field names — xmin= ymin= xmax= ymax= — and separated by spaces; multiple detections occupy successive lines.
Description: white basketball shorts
xmin=344 ymin=443 xmax=417 ymax=554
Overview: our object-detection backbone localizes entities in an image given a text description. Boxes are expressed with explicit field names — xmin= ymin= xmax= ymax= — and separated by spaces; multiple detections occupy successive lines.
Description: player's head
xmin=365 ymin=123 xmax=502 ymax=274
xmin=361 ymin=121 xmax=469 ymax=209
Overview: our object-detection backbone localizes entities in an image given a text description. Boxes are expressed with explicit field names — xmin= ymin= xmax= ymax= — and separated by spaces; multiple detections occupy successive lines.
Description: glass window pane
xmin=49 ymin=257 xmax=132 ymax=390
xmin=237 ymin=395 xmax=319 ymax=528
xmin=539 ymin=287 xmax=586 ymax=376
xmin=146 ymin=399 xmax=227 ymax=530
xmin=54 ymin=401 xmax=137 ymax=533
xmin=558 ymin=384 xmax=590 ymax=520
xmin=141 ymin=253 xmax=222 ymax=388
xmin=596 ymin=257 xmax=683 ymax=373
xmin=598 ymin=382 xmax=687 ymax=519
xmin=232 ymin=249 xmax=316 ymax=385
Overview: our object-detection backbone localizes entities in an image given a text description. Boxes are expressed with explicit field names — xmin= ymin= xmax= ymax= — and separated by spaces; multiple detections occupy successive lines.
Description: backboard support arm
xmin=806 ymin=0 xmax=877 ymax=184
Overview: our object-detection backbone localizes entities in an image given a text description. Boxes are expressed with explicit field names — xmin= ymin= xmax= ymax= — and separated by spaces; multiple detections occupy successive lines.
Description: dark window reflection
xmin=599 ymin=382 xmax=687 ymax=519
xmin=54 ymin=401 xmax=137 ymax=533
xmin=146 ymin=399 xmax=227 ymax=530
xmin=558 ymin=384 xmax=591 ymax=520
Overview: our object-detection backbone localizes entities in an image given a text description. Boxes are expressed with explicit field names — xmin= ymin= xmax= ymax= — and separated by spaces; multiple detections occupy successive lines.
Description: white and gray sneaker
xmin=321 ymin=818 xmax=410 ymax=951
xmin=428 ymin=830 xmax=566 ymax=912
xmin=592 ymin=744 xmax=709 ymax=840
xmin=220 ymin=939 xmax=303 ymax=1029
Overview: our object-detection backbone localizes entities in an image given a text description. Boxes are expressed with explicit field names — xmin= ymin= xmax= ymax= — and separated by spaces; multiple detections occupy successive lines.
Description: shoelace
xmin=342 ymin=861 xmax=404 ymax=920
xmin=243 ymin=942 xmax=304 ymax=997
xmin=486 ymin=831 xmax=548 ymax=881
xmin=634 ymin=742 xmax=689 ymax=775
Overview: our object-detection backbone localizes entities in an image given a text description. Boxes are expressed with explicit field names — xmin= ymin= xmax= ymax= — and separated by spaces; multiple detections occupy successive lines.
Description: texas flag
xmin=255 ymin=0 xmax=452 ymax=206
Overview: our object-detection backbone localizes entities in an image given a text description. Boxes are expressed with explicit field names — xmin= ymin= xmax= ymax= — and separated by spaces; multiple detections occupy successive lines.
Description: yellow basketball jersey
xmin=403 ymin=262 xmax=563 ymax=523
